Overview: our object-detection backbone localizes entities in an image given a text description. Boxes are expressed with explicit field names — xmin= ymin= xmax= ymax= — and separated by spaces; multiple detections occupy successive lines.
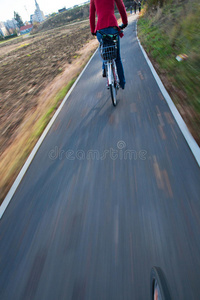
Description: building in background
xmin=4 ymin=19 xmax=18 ymax=34
xmin=31 ymin=0 xmax=45 ymax=23
xmin=0 ymin=22 xmax=9 ymax=37
xmin=0 ymin=18 xmax=20 ymax=37
xmin=20 ymin=24 xmax=33 ymax=35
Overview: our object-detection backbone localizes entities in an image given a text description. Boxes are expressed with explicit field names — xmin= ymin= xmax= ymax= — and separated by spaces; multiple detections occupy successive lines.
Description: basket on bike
xmin=100 ymin=42 xmax=117 ymax=61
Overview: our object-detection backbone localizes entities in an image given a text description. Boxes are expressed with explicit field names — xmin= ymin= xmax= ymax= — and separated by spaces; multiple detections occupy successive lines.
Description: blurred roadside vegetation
xmin=138 ymin=0 xmax=200 ymax=145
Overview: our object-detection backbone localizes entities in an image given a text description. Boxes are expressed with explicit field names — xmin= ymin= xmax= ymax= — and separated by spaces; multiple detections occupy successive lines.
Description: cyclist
xmin=89 ymin=0 xmax=128 ymax=89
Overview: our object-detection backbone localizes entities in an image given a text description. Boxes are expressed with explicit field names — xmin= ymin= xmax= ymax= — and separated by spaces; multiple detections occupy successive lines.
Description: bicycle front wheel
xmin=150 ymin=267 xmax=171 ymax=300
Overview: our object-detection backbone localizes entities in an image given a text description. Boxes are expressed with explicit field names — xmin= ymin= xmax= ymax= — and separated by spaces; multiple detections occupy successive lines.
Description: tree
xmin=14 ymin=11 xmax=24 ymax=28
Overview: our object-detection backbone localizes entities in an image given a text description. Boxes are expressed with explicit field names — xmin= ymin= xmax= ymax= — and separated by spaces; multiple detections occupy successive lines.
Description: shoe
xmin=119 ymin=79 xmax=125 ymax=89
xmin=102 ymin=69 xmax=106 ymax=78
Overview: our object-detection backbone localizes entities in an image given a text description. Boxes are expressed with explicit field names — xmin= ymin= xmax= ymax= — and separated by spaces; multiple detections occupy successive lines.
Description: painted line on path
xmin=0 ymin=49 xmax=98 ymax=219
xmin=136 ymin=23 xmax=200 ymax=167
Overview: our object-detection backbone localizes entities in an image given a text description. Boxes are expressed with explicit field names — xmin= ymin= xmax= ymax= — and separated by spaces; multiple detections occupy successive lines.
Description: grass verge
xmin=137 ymin=2 xmax=200 ymax=145
xmin=32 ymin=79 xmax=76 ymax=139
xmin=0 ymin=78 xmax=76 ymax=205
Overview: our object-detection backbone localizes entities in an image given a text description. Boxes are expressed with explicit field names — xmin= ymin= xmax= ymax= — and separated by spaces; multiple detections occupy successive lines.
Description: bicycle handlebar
xmin=119 ymin=23 xmax=127 ymax=30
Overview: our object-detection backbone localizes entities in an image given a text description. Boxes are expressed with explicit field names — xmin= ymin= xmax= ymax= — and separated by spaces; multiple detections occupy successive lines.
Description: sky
xmin=0 ymin=0 xmax=87 ymax=22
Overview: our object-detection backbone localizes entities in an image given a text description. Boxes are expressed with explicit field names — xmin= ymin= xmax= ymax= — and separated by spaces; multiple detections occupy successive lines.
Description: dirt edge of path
xmin=0 ymin=38 xmax=98 ymax=206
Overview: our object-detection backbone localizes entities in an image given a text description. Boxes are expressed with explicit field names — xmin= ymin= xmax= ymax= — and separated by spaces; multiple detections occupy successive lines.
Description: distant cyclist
xmin=89 ymin=0 xmax=128 ymax=89
xmin=138 ymin=1 xmax=142 ymax=13
xmin=133 ymin=0 xmax=137 ymax=14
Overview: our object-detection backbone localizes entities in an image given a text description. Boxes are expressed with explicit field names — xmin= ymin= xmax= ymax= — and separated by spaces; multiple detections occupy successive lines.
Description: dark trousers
xmin=96 ymin=27 xmax=126 ymax=89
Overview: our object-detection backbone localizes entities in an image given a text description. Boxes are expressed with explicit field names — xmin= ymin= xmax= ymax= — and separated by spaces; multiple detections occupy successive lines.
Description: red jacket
xmin=89 ymin=0 xmax=128 ymax=34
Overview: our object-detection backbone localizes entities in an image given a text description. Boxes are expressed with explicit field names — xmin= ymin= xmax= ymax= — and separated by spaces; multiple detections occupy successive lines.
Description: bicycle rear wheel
xmin=109 ymin=84 xmax=117 ymax=106
xmin=109 ymin=64 xmax=117 ymax=106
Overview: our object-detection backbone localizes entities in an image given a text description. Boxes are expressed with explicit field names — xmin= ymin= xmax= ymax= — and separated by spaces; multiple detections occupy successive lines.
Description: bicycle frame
xmin=104 ymin=59 xmax=119 ymax=85
xmin=106 ymin=62 xmax=112 ymax=86
xmin=98 ymin=31 xmax=120 ymax=106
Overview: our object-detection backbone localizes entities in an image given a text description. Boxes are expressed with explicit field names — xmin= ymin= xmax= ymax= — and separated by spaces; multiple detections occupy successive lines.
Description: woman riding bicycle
xmin=89 ymin=0 xmax=128 ymax=89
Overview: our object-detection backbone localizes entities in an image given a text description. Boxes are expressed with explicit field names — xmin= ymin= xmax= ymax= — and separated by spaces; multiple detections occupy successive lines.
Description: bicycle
xmin=150 ymin=266 xmax=171 ymax=300
xmin=98 ymin=30 xmax=121 ymax=107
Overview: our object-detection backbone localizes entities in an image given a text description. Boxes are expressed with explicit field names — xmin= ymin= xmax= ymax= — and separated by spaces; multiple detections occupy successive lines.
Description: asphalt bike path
xmin=0 ymin=15 xmax=200 ymax=299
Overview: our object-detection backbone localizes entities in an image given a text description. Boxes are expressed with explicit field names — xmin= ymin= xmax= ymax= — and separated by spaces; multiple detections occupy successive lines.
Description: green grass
xmin=0 ymin=35 xmax=21 ymax=44
xmin=138 ymin=17 xmax=176 ymax=75
xmin=137 ymin=1 xmax=200 ymax=144
xmin=12 ymin=77 xmax=77 ymax=174
xmin=32 ymin=78 xmax=76 ymax=140
xmin=17 ymin=43 xmax=30 ymax=49
xmin=138 ymin=5 xmax=200 ymax=114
